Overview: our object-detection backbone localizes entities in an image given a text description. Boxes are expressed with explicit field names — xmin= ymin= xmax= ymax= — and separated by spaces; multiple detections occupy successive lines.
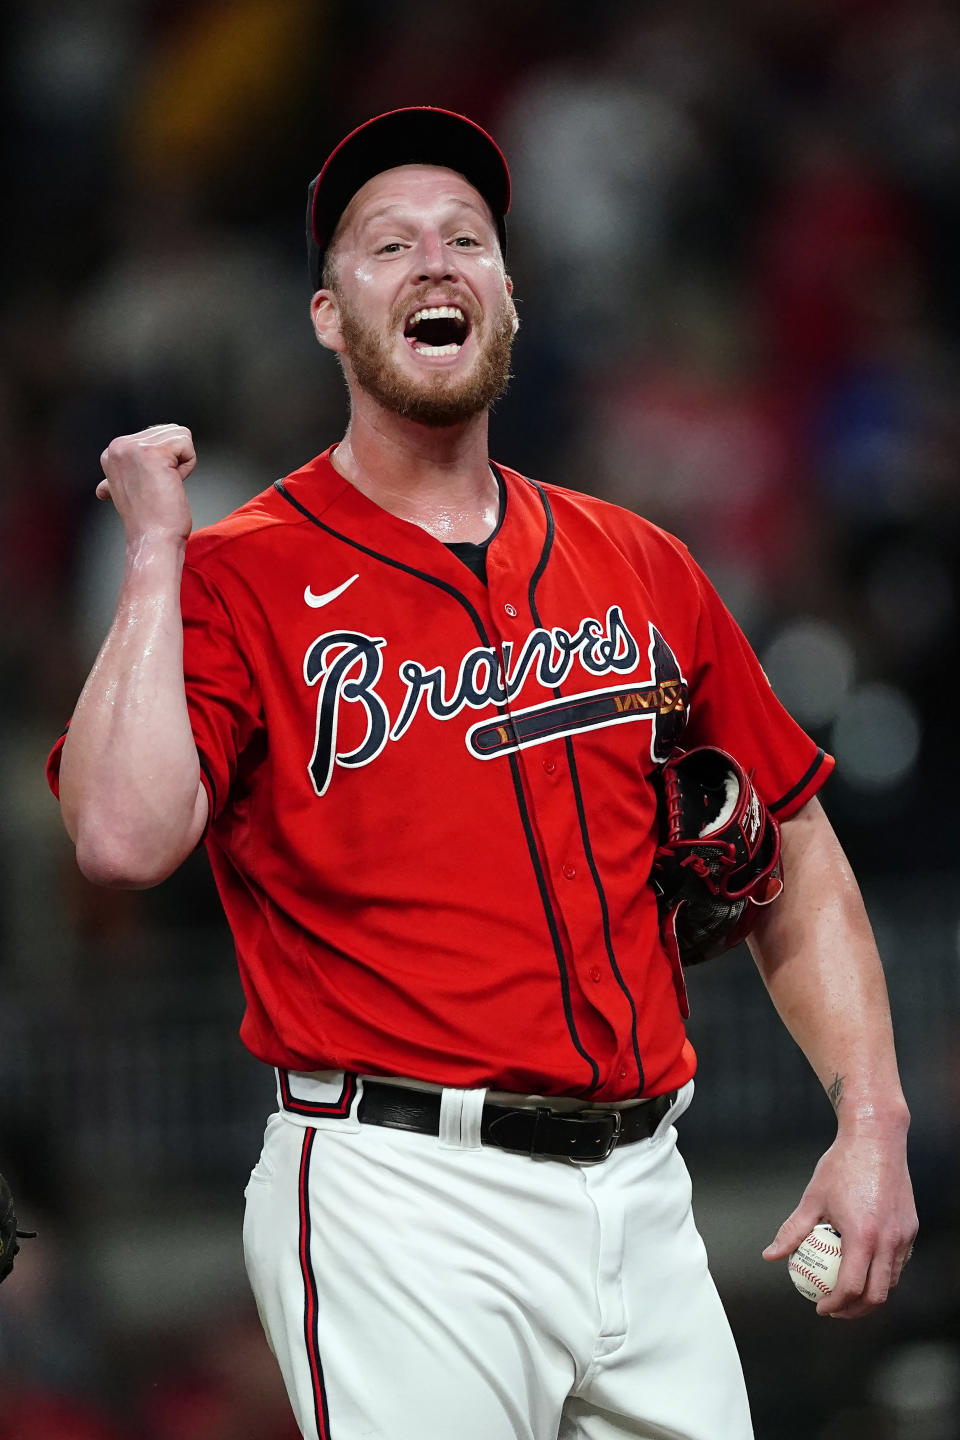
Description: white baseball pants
xmin=243 ymin=1074 xmax=753 ymax=1440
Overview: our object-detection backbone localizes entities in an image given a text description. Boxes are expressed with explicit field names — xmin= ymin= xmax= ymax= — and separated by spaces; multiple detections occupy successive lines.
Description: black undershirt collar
xmin=444 ymin=469 xmax=506 ymax=585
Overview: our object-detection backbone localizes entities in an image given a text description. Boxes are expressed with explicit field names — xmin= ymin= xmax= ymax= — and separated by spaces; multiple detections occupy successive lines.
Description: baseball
xmin=788 ymin=1223 xmax=842 ymax=1303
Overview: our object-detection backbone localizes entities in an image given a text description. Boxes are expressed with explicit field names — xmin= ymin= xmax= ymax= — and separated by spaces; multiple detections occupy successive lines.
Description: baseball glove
xmin=0 ymin=1170 xmax=35 ymax=1283
xmin=652 ymin=745 xmax=783 ymax=1016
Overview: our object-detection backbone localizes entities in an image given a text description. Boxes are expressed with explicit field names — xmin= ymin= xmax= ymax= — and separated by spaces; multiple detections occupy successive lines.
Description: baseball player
xmin=48 ymin=109 xmax=916 ymax=1440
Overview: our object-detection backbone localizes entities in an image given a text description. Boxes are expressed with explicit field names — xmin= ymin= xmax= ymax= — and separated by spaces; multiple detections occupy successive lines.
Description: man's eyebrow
xmin=356 ymin=197 xmax=491 ymax=231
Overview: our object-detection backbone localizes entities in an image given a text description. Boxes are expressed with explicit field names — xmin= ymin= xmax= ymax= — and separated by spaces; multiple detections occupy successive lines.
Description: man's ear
xmin=505 ymin=275 xmax=519 ymax=335
xmin=311 ymin=290 xmax=346 ymax=354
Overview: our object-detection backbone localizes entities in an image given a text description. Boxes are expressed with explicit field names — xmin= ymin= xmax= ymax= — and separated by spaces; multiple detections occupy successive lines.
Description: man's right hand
xmin=97 ymin=423 xmax=196 ymax=542
xmin=60 ymin=421 xmax=208 ymax=883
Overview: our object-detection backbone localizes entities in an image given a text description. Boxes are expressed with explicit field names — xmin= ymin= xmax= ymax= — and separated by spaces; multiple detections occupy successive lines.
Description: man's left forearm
xmin=746 ymin=796 xmax=917 ymax=1317
xmin=749 ymin=797 xmax=907 ymax=1123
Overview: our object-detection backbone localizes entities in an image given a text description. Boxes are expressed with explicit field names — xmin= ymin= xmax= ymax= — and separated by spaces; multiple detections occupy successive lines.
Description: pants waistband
xmin=358 ymin=1080 xmax=677 ymax=1162
xmin=275 ymin=1070 xmax=681 ymax=1163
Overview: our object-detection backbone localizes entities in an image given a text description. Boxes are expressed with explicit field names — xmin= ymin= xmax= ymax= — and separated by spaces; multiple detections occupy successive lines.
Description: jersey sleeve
xmin=45 ymin=725 xmax=70 ymax=799
xmin=180 ymin=561 xmax=262 ymax=825
xmin=681 ymin=555 xmax=833 ymax=818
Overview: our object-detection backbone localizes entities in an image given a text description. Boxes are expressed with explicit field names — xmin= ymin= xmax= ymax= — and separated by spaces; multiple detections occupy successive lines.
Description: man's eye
xmin=453 ymin=236 xmax=479 ymax=248
xmin=378 ymin=242 xmax=404 ymax=254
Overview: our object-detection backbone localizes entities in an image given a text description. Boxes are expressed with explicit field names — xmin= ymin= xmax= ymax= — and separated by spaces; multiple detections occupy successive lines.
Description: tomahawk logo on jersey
xmin=303 ymin=611 xmax=688 ymax=795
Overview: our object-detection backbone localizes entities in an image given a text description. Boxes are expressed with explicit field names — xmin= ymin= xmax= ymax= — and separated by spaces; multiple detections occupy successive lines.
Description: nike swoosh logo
xmin=304 ymin=574 xmax=359 ymax=608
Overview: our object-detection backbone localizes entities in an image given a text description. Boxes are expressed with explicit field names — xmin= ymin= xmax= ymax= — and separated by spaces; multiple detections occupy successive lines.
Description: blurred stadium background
xmin=2 ymin=0 xmax=959 ymax=1436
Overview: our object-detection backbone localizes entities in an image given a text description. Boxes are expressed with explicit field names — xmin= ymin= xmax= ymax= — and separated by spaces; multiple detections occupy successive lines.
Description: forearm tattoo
xmin=827 ymin=1072 xmax=844 ymax=1112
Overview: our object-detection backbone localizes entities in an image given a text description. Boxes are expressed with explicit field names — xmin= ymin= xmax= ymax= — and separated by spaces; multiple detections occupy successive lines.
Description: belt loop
xmin=652 ymin=1079 xmax=695 ymax=1141
xmin=439 ymin=1088 xmax=485 ymax=1149
xmin=529 ymin=1106 xmax=550 ymax=1157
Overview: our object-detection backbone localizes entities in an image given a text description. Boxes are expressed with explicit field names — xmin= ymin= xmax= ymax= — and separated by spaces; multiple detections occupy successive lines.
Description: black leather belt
xmin=357 ymin=1082 xmax=677 ymax=1163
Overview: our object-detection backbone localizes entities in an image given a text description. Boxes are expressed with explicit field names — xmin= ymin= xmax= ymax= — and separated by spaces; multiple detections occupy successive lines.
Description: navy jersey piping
xmin=274 ymin=477 xmax=600 ymax=1091
xmin=769 ymin=749 xmax=827 ymax=814
xmin=525 ymin=477 xmax=645 ymax=1097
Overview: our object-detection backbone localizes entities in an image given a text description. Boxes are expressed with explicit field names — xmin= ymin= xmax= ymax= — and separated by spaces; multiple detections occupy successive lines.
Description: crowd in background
xmin=2 ymin=1 xmax=960 ymax=1436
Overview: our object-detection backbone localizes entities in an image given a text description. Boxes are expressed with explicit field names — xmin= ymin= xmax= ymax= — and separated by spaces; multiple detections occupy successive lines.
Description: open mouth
xmin=403 ymin=305 xmax=470 ymax=357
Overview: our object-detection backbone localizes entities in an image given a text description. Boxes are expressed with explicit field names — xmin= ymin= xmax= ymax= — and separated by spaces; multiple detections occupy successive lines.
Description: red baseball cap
xmin=306 ymin=107 xmax=511 ymax=290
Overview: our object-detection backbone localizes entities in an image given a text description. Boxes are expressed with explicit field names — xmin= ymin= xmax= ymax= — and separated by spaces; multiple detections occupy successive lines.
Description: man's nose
xmin=414 ymin=231 xmax=459 ymax=283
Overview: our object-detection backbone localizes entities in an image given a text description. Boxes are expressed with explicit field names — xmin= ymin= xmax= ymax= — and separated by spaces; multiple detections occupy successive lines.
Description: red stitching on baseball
xmin=806 ymin=1235 xmax=841 ymax=1257
xmin=791 ymin=1264 xmax=831 ymax=1293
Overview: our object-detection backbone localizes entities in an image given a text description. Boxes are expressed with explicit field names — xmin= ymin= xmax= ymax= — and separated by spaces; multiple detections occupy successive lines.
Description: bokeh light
xmin=830 ymin=682 xmax=922 ymax=791
xmin=762 ymin=619 xmax=856 ymax=729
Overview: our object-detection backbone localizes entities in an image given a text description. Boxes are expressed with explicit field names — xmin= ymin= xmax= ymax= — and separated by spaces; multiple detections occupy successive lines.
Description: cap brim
xmin=306 ymin=107 xmax=510 ymax=289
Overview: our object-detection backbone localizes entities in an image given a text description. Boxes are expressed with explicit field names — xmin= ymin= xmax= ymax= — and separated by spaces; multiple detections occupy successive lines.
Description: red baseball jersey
xmin=48 ymin=448 xmax=833 ymax=1101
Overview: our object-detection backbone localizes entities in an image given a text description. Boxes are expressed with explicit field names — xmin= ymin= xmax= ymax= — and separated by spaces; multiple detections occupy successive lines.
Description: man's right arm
xmin=59 ymin=424 xmax=209 ymax=888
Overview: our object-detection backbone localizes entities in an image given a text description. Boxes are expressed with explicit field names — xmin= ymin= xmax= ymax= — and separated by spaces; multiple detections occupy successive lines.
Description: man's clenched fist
xmin=97 ymin=423 xmax=197 ymax=542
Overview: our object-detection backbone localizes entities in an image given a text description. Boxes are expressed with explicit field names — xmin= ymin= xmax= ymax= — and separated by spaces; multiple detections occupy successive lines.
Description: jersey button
xmin=542 ymin=757 xmax=556 ymax=774
xmin=562 ymin=863 xmax=577 ymax=880
xmin=504 ymin=603 xmax=517 ymax=617
xmin=619 ymin=1066 xmax=629 ymax=1079
xmin=589 ymin=966 xmax=602 ymax=983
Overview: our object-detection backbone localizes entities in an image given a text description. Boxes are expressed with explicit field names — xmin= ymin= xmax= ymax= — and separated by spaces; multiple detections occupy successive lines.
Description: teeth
xmin=413 ymin=342 xmax=461 ymax=356
xmin=409 ymin=306 xmax=465 ymax=326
